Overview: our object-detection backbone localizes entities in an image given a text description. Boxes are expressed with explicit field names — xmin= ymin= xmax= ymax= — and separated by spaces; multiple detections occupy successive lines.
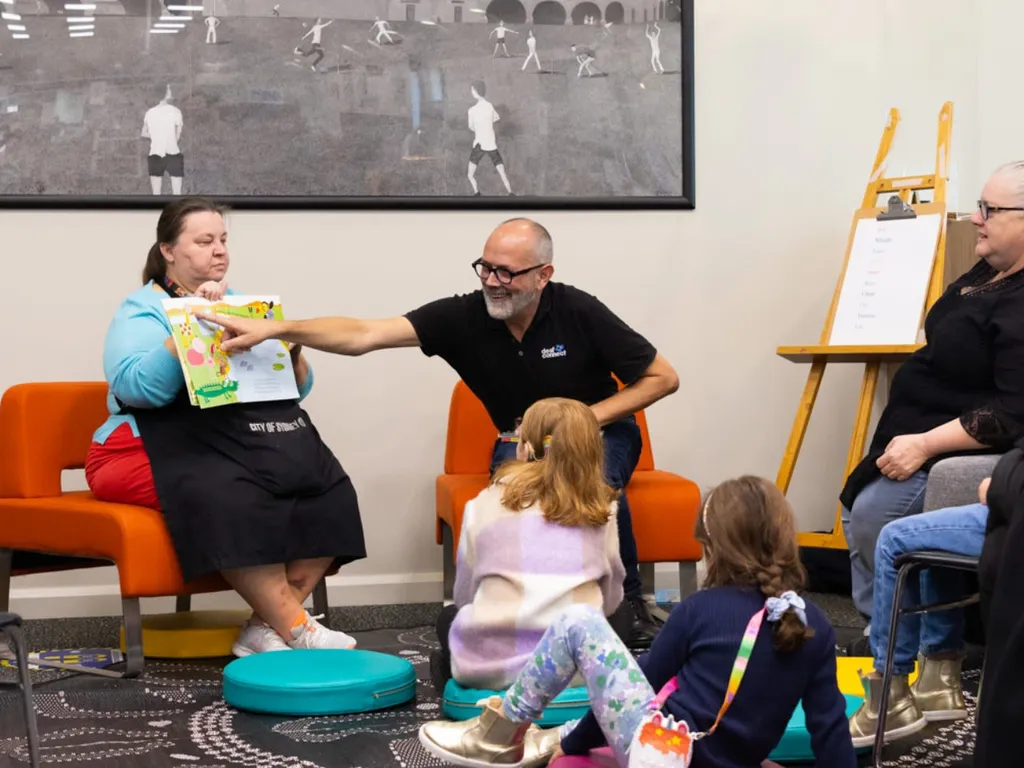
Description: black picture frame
xmin=0 ymin=0 xmax=695 ymax=211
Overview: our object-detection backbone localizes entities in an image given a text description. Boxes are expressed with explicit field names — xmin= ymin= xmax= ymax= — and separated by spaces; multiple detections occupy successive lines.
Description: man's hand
xmin=194 ymin=311 xmax=280 ymax=353
xmin=876 ymin=434 xmax=931 ymax=482
xmin=979 ymin=476 xmax=991 ymax=505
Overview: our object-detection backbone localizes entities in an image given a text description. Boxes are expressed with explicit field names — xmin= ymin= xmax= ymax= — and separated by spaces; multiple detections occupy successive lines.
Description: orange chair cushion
xmin=0 ymin=492 xmax=230 ymax=597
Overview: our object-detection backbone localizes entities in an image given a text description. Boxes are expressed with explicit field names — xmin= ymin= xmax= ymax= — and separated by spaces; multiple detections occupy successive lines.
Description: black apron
xmin=124 ymin=283 xmax=366 ymax=582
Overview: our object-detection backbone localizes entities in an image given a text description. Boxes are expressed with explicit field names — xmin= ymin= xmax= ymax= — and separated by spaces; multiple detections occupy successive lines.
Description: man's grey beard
xmin=484 ymin=288 xmax=538 ymax=320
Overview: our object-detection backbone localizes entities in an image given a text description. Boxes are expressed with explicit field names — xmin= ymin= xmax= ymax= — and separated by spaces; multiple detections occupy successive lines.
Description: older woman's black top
xmin=839 ymin=258 xmax=1024 ymax=511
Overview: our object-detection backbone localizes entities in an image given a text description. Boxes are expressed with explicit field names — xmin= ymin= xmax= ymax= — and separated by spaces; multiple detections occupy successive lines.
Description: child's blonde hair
xmin=696 ymin=475 xmax=814 ymax=652
xmin=492 ymin=397 xmax=618 ymax=527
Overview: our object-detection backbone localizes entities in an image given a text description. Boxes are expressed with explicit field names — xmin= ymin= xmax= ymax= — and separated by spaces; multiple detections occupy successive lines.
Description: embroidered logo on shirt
xmin=541 ymin=344 xmax=567 ymax=359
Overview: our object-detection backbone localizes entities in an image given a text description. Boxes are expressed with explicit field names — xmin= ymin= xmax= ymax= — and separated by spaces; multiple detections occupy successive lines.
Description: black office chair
xmin=872 ymin=551 xmax=980 ymax=768
xmin=1 ymin=612 xmax=41 ymax=768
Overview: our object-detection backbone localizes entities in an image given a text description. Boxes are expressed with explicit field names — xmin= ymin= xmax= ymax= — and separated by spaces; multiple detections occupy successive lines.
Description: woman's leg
xmin=843 ymin=471 xmax=928 ymax=619
xmin=502 ymin=604 xmax=656 ymax=766
xmin=221 ymin=564 xmax=307 ymax=640
xmin=850 ymin=503 xmax=987 ymax=743
xmin=914 ymin=503 xmax=987 ymax=720
xmin=285 ymin=557 xmax=334 ymax=604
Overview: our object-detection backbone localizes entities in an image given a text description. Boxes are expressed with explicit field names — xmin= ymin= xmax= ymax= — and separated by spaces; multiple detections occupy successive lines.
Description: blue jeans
xmin=841 ymin=471 xmax=929 ymax=618
xmin=870 ymin=503 xmax=987 ymax=676
xmin=490 ymin=416 xmax=643 ymax=600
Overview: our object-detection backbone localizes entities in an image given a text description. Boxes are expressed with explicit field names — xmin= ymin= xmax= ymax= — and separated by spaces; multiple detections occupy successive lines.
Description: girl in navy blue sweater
xmin=419 ymin=475 xmax=856 ymax=768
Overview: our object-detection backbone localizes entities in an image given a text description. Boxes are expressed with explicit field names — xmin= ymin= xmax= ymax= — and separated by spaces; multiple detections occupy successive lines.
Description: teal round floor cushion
xmin=223 ymin=649 xmax=417 ymax=716
xmin=441 ymin=678 xmax=590 ymax=727
xmin=768 ymin=693 xmax=870 ymax=762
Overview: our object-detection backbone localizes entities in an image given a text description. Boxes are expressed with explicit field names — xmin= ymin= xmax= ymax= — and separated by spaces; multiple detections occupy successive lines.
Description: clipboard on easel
xmin=825 ymin=197 xmax=945 ymax=349
xmin=774 ymin=101 xmax=952 ymax=550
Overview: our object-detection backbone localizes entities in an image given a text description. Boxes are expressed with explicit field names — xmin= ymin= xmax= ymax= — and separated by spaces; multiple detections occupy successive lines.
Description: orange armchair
xmin=0 ymin=382 xmax=331 ymax=678
xmin=435 ymin=381 xmax=704 ymax=605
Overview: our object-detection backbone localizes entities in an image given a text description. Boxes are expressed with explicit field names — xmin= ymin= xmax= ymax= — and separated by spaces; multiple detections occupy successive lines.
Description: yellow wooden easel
xmin=776 ymin=101 xmax=954 ymax=549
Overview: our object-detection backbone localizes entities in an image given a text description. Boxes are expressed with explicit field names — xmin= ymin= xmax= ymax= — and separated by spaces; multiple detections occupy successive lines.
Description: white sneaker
xmin=288 ymin=613 xmax=357 ymax=650
xmin=232 ymin=618 xmax=293 ymax=657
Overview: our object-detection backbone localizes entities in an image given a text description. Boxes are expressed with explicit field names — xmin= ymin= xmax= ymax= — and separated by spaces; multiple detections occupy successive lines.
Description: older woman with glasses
xmin=196 ymin=217 xmax=680 ymax=652
xmin=837 ymin=161 xmax=1024 ymax=743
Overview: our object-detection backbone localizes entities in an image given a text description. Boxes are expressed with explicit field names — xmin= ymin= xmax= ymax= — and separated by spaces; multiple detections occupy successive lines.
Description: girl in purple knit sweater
xmin=430 ymin=397 xmax=627 ymax=695
xmin=420 ymin=476 xmax=856 ymax=768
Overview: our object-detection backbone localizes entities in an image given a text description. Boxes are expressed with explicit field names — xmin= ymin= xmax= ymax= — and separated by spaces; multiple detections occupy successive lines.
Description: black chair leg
xmin=873 ymin=561 xmax=915 ymax=767
xmin=3 ymin=624 xmax=41 ymax=768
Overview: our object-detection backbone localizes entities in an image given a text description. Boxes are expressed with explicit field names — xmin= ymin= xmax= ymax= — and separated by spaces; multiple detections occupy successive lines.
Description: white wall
xmin=3 ymin=0 xmax=1021 ymax=619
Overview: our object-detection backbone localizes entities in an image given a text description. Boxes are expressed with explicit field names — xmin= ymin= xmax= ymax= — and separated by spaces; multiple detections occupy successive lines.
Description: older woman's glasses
xmin=978 ymin=200 xmax=1024 ymax=220
xmin=472 ymin=258 xmax=544 ymax=285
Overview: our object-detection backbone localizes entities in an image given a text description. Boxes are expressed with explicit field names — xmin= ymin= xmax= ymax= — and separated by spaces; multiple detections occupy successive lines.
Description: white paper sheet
xmin=828 ymin=213 xmax=943 ymax=346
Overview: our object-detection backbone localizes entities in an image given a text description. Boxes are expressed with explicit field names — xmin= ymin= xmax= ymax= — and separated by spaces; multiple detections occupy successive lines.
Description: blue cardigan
xmin=93 ymin=281 xmax=314 ymax=444
xmin=561 ymin=586 xmax=856 ymax=768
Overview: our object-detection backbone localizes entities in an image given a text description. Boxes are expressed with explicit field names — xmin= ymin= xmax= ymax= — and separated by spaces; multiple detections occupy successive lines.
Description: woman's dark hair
xmin=696 ymin=475 xmax=815 ymax=652
xmin=142 ymin=196 xmax=228 ymax=285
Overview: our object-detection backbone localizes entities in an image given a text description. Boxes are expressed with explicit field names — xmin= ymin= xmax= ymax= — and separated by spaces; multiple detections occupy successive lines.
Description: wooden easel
xmin=776 ymin=101 xmax=954 ymax=550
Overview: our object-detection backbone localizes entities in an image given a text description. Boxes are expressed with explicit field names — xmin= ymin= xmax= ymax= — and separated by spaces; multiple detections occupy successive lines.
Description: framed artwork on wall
xmin=0 ymin=0 xmax=695 ymax=209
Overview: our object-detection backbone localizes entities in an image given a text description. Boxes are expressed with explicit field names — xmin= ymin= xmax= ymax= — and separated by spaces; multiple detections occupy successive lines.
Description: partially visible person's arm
xmin=985 ymin=446 xmax=1024 ymax=529
xmin=803 ymin=624 xmax=858 ymax=768
xmin=105 ymin=298 xmax=185 ymax=409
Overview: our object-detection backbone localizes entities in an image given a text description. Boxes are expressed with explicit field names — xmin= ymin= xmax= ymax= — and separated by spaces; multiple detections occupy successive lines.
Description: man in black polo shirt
xmin=197 ymin=218 xmax=680 ymax=646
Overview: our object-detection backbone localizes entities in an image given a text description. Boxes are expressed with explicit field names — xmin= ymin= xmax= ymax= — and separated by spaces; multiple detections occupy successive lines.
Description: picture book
xmin=162 ymin=295 xmax=300 ymax=409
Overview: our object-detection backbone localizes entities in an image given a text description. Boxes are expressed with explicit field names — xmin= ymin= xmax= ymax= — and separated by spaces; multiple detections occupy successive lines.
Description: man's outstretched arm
xmin=195 ymin=312 xmax=420 ymax=356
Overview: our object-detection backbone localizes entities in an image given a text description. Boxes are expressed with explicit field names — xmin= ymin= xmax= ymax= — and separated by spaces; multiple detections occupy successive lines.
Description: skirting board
xmin=10 ymin=564 xmax=690 ymax=620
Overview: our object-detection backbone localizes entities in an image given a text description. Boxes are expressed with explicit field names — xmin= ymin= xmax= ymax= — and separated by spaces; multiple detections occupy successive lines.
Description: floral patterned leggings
xmin=501 ymin=604 xmax=657 ymax=766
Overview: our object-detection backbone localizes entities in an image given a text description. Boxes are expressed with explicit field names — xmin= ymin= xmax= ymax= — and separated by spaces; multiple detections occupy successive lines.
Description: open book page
xmin=162 ymin=295 xmax=300 ymax=409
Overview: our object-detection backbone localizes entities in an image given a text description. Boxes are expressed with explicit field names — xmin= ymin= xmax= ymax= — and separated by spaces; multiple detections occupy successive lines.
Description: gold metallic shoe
xmin=522 ymin=727 xmax=563 ymax=768
xmin=418 ymin=696 xmax=530 ymax=768
xmin=911 ymin=654 xmax=968 ymax=722
xmin=848 ymin=672 xmax=926 ymax=749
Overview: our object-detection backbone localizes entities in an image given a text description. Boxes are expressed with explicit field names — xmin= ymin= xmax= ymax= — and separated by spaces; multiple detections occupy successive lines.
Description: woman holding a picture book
xmin=84 ymin=196 xmax=367 ymax=657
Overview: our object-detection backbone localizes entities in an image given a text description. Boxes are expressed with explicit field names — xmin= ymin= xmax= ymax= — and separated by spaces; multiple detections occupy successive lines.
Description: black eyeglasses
xmin=472 ymin=258 xmax=545 ymax=285
xmin=978 ymin=200 xmax=1024 ymax=220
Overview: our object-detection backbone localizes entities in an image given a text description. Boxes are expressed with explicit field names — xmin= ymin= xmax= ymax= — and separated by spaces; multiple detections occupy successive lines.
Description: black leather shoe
xmin=627 ymin=597 xmax=660 ymax=651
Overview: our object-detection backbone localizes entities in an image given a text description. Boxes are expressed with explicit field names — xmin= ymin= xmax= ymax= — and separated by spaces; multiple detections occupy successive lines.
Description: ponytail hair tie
xmin=765 ymin=590 xmax=807 ymax=626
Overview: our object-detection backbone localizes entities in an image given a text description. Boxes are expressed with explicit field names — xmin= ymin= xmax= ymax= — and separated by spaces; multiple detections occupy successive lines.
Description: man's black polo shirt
xmin=404 ymin=281 xmax=657 ymax=433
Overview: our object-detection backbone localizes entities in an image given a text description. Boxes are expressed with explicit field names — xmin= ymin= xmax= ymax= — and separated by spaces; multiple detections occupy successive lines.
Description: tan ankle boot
xmin=911 ymin=654 xmax=968 ymax=722
xmin=418 ymin=696 xmax=530 ymax=767
xmin=848 ymin=672 xmax=926 ymax=748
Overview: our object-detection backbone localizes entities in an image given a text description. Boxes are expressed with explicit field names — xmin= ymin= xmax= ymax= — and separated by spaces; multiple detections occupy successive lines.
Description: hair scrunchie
xmin=765 ymin=590 xmax=807 ymax=626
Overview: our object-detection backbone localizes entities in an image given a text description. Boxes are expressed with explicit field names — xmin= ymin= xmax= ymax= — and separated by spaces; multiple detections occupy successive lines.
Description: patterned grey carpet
xmin=0 ymin=601 xmax=979 ymax=767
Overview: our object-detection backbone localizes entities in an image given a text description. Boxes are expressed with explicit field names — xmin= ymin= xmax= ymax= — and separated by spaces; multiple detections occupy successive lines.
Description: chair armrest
xmin=923 ymin=455 xmax=1003 ymax=513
